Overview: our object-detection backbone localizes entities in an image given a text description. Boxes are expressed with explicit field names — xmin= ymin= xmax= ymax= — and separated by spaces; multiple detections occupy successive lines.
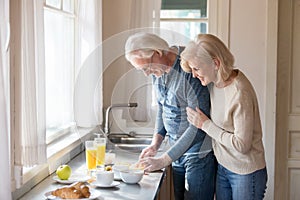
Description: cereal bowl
xmin=120 ymin=169 xmax=144 ymax=184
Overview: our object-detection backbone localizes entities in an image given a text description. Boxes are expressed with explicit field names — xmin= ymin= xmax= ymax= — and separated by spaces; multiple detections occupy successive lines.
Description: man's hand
xmin=139 ymin=145 xmax=158 ymax=159
xmin=139 ymin=153 xmax=172 ymax=172
xmin=186 ymin=107 xmax=209 ymax=129
xmin=139 ymin=133 xmax=164 ymax=159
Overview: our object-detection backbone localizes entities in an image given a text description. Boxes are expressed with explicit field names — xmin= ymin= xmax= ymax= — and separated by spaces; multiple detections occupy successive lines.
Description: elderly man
xmin=124 ymin=32 xmax=216 ymax=200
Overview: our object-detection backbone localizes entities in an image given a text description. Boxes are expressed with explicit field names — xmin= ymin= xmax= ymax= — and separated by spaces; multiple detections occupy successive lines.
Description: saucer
xmin=90 ymin=181 xmax=120 ymax=188
xmin=53 ymin=174 xmax=90 ymax=184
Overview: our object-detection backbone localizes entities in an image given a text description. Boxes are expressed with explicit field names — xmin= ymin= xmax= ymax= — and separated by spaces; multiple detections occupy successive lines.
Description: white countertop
xmin=19 ymin=150 xmax=165 ymax=200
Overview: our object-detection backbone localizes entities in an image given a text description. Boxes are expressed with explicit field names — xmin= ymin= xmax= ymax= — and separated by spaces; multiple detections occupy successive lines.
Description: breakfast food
xmin=71 ymin=182 xmax=90 ymax=197
xmin=51 ymin=182 xmax=90 ymax=199
xmin=130 ymin=162 xmax=145 ymax=170
xmin=105 ymin=165 xmax=112 ymax=171
xmin=56 ymin=164 xmax=72 ymax=180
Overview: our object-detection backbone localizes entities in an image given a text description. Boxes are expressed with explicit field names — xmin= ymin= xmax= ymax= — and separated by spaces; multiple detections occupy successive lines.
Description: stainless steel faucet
xmin=104 ymin=103 xmax=138 ymax=135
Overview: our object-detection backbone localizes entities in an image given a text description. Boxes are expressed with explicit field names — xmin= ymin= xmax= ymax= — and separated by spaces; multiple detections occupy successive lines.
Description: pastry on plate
xmin=51 ymin=181 xmax=90 ymax=199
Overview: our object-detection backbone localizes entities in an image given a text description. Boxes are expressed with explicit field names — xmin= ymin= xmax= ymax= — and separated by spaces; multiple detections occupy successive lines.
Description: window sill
xmin=47 ymin=127 xmax=94 ymax=174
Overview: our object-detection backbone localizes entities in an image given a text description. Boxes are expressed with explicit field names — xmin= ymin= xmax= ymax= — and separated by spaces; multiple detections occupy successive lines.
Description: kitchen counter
xmin=19 ymin=150 xmax=165 ymax=200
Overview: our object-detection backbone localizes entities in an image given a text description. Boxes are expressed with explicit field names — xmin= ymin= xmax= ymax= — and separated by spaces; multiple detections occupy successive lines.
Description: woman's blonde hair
xmin=181 ymin=34 xmax=235 ymax=85
xmin=125 ymin=32 xmax=170 ymax=62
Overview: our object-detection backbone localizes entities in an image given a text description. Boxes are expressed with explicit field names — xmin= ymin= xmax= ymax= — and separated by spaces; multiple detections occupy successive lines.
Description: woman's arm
xmin=187 ymin=90 xmax=255 ymax=154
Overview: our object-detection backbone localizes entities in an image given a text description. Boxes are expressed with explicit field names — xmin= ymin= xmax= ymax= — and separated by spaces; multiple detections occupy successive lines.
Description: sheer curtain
xmin=0 ymin=0 xmax=11 ymax=198
xmin=74 ymin=0 xmax=103 ymax=127
xmin=12 ymin=0 xmax=46 ymax=186
xmin=126 ymin=0 xmax=161 ymax=122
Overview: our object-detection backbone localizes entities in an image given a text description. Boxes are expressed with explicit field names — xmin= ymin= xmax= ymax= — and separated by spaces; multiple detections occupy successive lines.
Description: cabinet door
xmin=277 ymin=0 xmax=300 ymax=199
xmin=157 ymin=166 xmax=174 ymax=200
xmin=289 ymin=169 xmax=300 ymax=200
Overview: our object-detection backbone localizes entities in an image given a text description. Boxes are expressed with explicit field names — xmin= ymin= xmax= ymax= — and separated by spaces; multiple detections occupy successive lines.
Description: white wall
xmin=229 ymin=0 xmax=267 ymax=124
xmin=102 ymin=0 xmax=130 ymax=108
xmin=227 ymin=1 xmax=276 ymax=199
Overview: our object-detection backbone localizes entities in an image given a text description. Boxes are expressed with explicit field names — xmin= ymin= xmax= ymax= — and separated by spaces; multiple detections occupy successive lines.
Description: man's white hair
xmin=125 ymin=32 xmax=170 ymax=62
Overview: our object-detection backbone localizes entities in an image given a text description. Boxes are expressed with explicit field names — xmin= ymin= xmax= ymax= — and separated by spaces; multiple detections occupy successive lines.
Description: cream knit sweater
xmin=202 ymin=70 xmax=266 ymax=174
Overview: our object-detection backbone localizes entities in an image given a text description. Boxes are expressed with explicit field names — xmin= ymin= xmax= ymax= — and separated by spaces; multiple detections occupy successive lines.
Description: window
xmin=160 ymin=0 xmax=208 ymax=39
xmin=44 ymin=0 xmax=77 ymax=144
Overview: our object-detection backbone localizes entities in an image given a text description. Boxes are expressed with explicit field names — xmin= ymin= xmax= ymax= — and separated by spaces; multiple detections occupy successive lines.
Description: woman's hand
xmin=186 ymin=107 xmax=209 ymax=129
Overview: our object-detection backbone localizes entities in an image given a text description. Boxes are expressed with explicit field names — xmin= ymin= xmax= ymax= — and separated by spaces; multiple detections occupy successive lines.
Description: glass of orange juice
xmin=85 ymin=141 xmax=97 ymax=173
xmin=94 ymin=138 xmax=106 ymax=169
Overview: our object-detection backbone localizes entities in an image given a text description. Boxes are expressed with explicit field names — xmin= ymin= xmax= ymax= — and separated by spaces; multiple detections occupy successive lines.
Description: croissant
xmin=71 ymin=181 xmax=84 ymax=190
xmin=51 ymin=182 xmax=90 ymax=199
xmin=79 ymin=185 xmax=91 ymax=198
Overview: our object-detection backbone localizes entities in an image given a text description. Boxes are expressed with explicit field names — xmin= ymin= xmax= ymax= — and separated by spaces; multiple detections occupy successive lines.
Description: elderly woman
xmin=181 ymin=34 xmax=268 ymax=200
xmin=125 ymin=32 xmax=216 ymax=200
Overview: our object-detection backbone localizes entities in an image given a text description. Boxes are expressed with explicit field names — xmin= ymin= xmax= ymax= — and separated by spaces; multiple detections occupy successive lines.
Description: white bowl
xmin=120 ymin=169 xmax=144 ymax=184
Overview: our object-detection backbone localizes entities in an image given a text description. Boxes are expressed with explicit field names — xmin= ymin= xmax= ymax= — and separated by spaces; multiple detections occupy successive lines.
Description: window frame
xmin=160 ymin=0 xmax=230 ymax=45
xmin=208 ymin=0 xmax=230 ymax=45
xmin=160 ymin=0 xmax=208 ymax=36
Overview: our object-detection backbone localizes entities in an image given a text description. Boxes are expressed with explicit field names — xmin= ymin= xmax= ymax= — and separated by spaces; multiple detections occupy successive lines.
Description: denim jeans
xmin=216 ymin=164 xmax=267 ymax=200
xmin=172 ymin=151 xmax=217 ymax=200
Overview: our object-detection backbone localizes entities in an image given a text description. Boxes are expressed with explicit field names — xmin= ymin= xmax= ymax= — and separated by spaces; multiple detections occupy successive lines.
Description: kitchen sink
xmin=114 ymin=144 xmax=149 ymax=153
xmin=107 ymin=133 xmax=152 ymax=153
xmin=108 ymin=137 xmax=152 ymax=145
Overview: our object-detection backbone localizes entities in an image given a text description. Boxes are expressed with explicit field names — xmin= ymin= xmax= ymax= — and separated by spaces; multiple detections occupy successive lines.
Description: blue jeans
xmin=172 ymin=151 xmax=217 ymax=200
xmin=216 ymin=164 xmax=267 ymax=200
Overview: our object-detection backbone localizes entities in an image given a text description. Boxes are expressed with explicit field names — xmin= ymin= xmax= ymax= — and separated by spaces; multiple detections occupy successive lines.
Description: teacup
xmin=95 ymin=170 xmax=114 ymax=186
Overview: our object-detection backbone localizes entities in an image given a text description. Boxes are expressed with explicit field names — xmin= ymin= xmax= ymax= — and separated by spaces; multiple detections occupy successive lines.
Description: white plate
xmin=90 ymin=181 xmax=120 ymax=188
xmin=52 ymin=174 xmax=90 ymax=184
xmin=44 ymin=188 xmax=102 ymax=199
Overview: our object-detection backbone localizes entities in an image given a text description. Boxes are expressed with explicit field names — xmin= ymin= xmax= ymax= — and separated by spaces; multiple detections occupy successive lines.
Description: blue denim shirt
xmin=152 ymin=47 xmax=211 ymax=161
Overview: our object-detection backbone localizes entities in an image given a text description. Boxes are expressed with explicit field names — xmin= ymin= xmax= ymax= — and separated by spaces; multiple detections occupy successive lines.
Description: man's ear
xmin=157 ymin=50 xmax=163 ymax=57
